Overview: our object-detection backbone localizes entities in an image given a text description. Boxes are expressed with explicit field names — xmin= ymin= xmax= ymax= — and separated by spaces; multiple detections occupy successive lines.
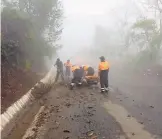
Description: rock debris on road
xmin=23 ymin=86 xmax=126 ymax=139
xmin=20 ymin=82 xmax=161 ymax=139
xmin=7 ymin=75 xmax=162 ymax=139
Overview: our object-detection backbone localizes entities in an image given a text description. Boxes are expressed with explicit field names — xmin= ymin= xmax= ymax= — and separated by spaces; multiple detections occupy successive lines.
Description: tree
xmin=1 ymin=0 xmax=63 ymax=71
xmin=140 ymin=0 xmax=162 ymax=33
xmin=129 ymin=18 xmax=162 ymax=64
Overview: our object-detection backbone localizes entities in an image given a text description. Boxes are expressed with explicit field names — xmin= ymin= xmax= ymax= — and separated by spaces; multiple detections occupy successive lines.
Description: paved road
xmin=22 ymin=76 xmax=161 ymax=139
xmin=110 ymin=69 xmax=162 ymax=139
xmin=6 ymin=68 xmax=162 ymax=139
xmin=22 ymin=86 xmax=126 ymax=139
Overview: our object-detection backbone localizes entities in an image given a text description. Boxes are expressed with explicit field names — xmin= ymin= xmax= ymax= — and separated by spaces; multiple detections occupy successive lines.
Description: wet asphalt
xmin=110 ymin=70 xmax=162 ymax=138
xmin=34 ymin=86 xmax=126 ymax=139
xmin=6 ymin=69 xmax=162 ymax=139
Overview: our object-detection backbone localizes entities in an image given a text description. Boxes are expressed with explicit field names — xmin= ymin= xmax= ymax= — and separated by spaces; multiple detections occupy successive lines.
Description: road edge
xmin=1 ymin=68 xmax=56 ymax=138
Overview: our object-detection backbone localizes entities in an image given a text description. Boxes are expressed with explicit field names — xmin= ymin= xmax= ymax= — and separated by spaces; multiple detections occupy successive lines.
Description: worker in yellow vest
xmin=98 ymin=56 xmax=110 ymax=92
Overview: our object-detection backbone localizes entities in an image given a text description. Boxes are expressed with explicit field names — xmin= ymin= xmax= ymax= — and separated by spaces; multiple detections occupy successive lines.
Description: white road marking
xmin=103 ymin=101 xmax=156 ymax=139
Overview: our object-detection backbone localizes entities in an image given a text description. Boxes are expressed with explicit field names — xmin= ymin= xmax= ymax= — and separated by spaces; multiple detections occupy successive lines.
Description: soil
xmin=1 ymin=63 xmax=41 ymax=113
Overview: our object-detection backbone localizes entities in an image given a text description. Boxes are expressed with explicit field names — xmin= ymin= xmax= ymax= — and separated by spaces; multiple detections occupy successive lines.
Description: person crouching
xmin=70 ymin=65 xmax=83 ymax=89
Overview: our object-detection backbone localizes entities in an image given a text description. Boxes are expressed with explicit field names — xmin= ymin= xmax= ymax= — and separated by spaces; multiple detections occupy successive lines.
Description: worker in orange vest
xmin=98 ymin=56 xmax=110 ymax=92
xmin=64 ymin=60 xmax=72 ymax=78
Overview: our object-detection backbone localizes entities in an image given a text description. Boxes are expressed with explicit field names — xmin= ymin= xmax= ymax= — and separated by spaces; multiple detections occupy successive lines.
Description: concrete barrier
xmin=1 ymin=67 xmax=56 ymax=138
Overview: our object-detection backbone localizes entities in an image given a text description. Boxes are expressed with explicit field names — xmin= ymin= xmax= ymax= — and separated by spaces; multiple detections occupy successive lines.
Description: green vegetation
xmin=1 ymin=0 xmax=63 ymax=71
xmin=129 ymin=18 xmax=162 ymax=66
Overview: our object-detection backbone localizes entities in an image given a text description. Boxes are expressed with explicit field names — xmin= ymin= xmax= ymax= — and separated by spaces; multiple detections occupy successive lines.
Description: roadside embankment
xmin=1 ymin=68 xmax=56 ymax=139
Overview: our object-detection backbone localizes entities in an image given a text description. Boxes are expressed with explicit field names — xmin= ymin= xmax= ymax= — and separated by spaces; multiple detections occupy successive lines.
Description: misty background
xmin=58 ymin=0 xmax=162 ymax=70
xmin=1 ymin=0 xmax=162 ymax=118
xmin=1 ymin=0 xmax=162 ymax=72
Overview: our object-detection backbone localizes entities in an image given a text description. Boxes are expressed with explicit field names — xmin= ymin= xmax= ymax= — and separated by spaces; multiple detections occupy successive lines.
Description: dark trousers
xmin=55 ymin=69 xmax=64 ymax=82
xmin=100 ymin=70 xmax=108 ymax=88
xmin=71 ymin=69 xmax=82 ymax=83
xmin=87 ymin=67 xmax=94 ymax=76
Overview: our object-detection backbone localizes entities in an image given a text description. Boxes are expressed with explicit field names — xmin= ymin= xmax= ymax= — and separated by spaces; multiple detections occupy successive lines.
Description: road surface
xmin=6 ymin=68 xmax=162 ymax=139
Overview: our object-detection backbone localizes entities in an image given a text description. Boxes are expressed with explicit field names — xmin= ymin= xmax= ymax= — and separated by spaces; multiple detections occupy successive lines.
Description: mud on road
xmin=22 ymin=85 xmax=126 ymax=139
xmin=6 ymin=73 xmax=162 ymax=139
xmin=3 ymin=64 xmax=162 ymax=139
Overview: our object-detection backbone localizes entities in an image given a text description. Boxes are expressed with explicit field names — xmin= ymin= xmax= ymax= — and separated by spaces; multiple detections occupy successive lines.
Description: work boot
xmin=100 ymin=88 xmax=105 ymax=93
xmin=71 ymin=83 xmax=75 ymax=86
xmin=70 ymin=83 xmax=75 ymax=90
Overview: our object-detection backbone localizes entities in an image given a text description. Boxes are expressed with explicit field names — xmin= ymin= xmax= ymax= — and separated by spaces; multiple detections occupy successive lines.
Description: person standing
xmin=54 ymin=58 xmax=64 ymax=83
xmin=98 ymin=56 xmax=110 ymax=92
xmin=64 ymin=59 xmax=72 ymax=78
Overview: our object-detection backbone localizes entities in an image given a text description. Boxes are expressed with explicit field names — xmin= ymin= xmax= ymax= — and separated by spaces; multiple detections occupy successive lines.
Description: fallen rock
xmin=87 ymin=130 xmax=94 ymax=137
xmin=32 ymin=128 xmax=37 ymax=132
xmin=74 ymin=114 xmax=81 ymax=118
xmin=87 ymin=111 xmax=94 ymax=116
xmin=139 ymin=121 xmax=144 ymax=124
xmin=132 ymin=133 xmax=135 ymax=136
xmin=65 ymin=102 xmax=71 ymax=108
xmin=127 ymin=114 xmax=131 ymax=118
xmin=87 ymin=106 xmax=93 ymax=109
xmin=63 ymin=130 xmax=70 ymax=133
xmin=149 ymin=105 xmax=154 ymax=108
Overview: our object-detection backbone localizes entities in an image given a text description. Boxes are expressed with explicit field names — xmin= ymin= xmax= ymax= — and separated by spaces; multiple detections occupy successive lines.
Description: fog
xmin=2 ymin=0 xmax=161 ymax=71
xmin=44 ymin=0 xmax=161 ymax=74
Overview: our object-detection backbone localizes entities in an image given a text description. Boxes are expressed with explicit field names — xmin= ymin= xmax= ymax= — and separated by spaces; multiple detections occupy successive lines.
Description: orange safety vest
xmin=98 ymin=61 xmax=110 ymax=71
xmin=71 ymin=66 xmax=80 ymax=72
xmin=64 ymin=62 xmax=72 ymax=67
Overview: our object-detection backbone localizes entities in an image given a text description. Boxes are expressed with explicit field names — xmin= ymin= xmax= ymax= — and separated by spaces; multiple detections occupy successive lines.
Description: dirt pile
xmin=1 ymin=63 xmax=41 ymax=113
